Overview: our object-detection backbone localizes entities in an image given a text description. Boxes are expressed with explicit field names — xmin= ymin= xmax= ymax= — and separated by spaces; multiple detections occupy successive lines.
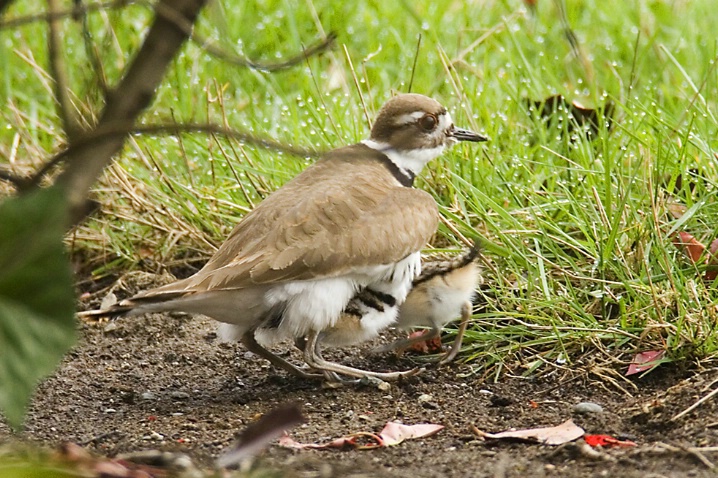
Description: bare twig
xmin=407 ymin=34 xmax=421 ymax=93
xmin=192 ymin=30 xmax=337 ymax=72
xmin=0 ymin=0 xmax=133 ymax=29
xmin=1 ymin=0 xmax=336 ymax=73
xmin=47 ymin=0 xmax=83 ymax=140
xmin=343 ymin=45 xmax=371 ymax=130
xmin=0 ymin=169 xmax=28 ymax=189
xmin=672 ymin=384 xmax=718 ymax=421
xmin=29 ymin=122 xmax=320 ymax=188
xmin=52 ymin=0 xmax=207 ymax=225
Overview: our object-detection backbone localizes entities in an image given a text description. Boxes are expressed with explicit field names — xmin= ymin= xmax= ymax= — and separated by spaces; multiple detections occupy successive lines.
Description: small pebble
xmin=574 ymin=402 xmax=604 ymax=414
xmin=103 ymin=408 xmax=116 ymax=414
xmin=377 ymin=381 xmax=391 ymax=392
xmin=140 ymin=392 xmax=156 ymax=401
xmin=170 ymin=391 xmax=190 ymax=400
xmin=418 ymin=394 xmax=433 ymax=403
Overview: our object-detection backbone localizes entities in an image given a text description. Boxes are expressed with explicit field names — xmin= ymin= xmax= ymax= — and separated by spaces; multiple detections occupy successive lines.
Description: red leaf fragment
xmin=406 ymin=331 xmax=443 ymax=354
xmin=626 ymin=350 xmax=665 ymax=376
xmin=584 ymin=434 xmax=637 ymax=448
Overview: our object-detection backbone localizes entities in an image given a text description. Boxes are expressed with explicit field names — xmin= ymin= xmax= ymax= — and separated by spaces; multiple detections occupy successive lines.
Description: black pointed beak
xmin=452 ymin=126 xmax=488 ymax=142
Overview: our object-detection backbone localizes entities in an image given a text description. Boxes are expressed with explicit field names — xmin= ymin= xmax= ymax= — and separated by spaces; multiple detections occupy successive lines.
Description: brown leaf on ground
xmin=478 ymin=418 xmax=585 ymax=446
xmin=278 ymin=421 xmax=444 ymax=451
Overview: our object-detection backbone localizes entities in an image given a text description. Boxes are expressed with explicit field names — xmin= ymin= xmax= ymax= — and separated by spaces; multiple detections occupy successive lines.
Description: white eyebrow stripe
xmin=393 ymin=111 xmax=427 ymax=125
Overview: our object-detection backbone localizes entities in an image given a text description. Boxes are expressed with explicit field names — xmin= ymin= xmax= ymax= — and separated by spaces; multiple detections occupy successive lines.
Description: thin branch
xmin=672 ymin=385 xmax=718 ymax=421
xmin=0 ymin=0 xmax=133 ymax=29
xmin=1 ymin=0 xmax=336 ymax=72
xmin=47 ymin=0 xmax=83 ymax=140
xmin=52 ymin=0 xmax=207 ymax=226
xmin=190 ymin=30 xmax=337 ymax=72
xmin=29 ymin=122 xmax=319 ymax=188
xmin=407 ymin=33 xmax=421 ymax=93
xmin=0 ymin=169 xmax=28 ymax=189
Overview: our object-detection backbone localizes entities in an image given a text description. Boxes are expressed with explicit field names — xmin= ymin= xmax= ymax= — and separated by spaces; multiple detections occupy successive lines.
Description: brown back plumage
xmin=135 ymin=143 xmax=439 ymax=299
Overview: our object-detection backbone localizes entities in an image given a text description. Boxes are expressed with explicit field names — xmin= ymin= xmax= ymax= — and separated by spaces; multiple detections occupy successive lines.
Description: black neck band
xmin=377 ymin=154 xmax=415 ymax=187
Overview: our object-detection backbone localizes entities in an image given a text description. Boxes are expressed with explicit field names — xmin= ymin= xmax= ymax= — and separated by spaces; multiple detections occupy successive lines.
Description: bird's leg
xmin=438 ymin=300 xmax=471 ymax=365
xmin=241 ymin=332 xmax=323 ymax=380
xmin=302 ymin=330 xmax=422 ymax=382
xmin=370 ymin=327 xmax=441 ymax=356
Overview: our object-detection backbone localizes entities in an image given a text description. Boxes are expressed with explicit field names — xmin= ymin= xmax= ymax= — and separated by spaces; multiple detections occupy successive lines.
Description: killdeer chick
xmin=80 ymin=93 xmax=486 ymax=382
xmin=313 ymin=241 xmax=480 ymax=369
xmin=372 ymin=242 xmax=481 ymax=365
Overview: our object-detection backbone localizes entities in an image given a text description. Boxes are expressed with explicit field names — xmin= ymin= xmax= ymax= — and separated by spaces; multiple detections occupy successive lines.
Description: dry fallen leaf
xmin=379 ymin=422 xmax=444 ymax=446
xmin=278 ymin=422 xmax=443 ymax=451
xmin=479 ymin=419 xmax=585 ymax=446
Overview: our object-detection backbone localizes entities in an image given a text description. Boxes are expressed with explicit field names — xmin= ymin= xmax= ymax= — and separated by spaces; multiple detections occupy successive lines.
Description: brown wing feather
xmin=139 ymin=144 xmax=438 ymax=297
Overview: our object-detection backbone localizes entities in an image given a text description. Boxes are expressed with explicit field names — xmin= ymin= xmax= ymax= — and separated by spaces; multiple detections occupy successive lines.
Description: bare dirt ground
xmin=2 ymin=277 xmax=718 ymax=477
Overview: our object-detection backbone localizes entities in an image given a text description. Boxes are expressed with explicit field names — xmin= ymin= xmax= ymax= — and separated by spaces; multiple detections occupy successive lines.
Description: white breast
xmin=252 ymin=251 xmax=422 ymax=345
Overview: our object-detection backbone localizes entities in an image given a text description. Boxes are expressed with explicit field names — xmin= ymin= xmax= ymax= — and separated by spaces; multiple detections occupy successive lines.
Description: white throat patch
xmin=362 ymin=139 xmax=446 ymax=177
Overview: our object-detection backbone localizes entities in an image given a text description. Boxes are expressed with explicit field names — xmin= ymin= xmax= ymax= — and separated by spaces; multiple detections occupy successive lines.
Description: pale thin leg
xmin=302 ymin=330 xmax=422 ymax=382
xmin=438 ymin=301 xmax=471 ymax=365
xmin=241 ymin=332 xmax=323 ymax=380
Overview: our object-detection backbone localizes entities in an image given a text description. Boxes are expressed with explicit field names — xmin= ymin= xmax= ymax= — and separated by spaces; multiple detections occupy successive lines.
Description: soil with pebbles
xmin=2 ymin=281 xmax=718 ymax=477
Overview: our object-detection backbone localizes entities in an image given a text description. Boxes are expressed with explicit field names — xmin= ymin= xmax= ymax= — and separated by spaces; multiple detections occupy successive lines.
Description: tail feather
xmin=77 ymin=304 xmax=134 ymax=321
xmin=77 ymin=289 xmax=191 ymax=321
xmin=414 ymin=239 xmax=481 ymax=286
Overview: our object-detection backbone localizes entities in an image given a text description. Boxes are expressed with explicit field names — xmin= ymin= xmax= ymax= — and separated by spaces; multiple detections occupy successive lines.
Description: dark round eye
xmin=419 ymin=114 xmax=437 ymax=131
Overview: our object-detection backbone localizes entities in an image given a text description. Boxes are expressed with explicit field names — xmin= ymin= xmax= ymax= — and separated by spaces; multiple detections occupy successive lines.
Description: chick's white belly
xmin=397 ymin=282 xmax=474 ymax=330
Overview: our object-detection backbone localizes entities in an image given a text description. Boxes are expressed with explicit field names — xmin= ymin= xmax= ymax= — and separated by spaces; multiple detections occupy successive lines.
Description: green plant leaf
xmin=0 ymin=187 xmax=76 ymax=429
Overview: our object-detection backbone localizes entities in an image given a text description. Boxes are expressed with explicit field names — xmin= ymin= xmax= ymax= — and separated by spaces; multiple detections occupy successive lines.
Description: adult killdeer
xmin=81 ymin=93 xmax=486 ymax=381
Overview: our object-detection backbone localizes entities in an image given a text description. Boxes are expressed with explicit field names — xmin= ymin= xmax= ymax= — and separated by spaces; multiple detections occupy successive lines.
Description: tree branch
xmin=52 ymin=0 xmax=207 ymax=226
xmin=29 ymin=122 xmax=320 ymax=189
xmin=0 ymin=1 xmax=336 ymax=72
xmin=0 ymin=169 xmax=28 ymax=189
xmin=190 ymin=31 xmax=337 ymax=72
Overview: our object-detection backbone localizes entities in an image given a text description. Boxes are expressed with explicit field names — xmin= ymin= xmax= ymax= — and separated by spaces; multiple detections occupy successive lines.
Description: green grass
xmin=2 ymin=0 xmax=718 ymax=378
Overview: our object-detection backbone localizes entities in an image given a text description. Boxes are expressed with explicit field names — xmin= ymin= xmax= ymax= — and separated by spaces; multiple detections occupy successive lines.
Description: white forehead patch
xmin=439 ymin=111 xmax=453 ymax=132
